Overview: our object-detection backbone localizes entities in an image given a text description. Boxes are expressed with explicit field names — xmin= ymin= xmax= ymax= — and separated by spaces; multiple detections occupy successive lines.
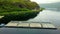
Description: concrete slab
xmin=18 ymin=23 xmax=29 ymax=27
xmin=5 ymin=23 xmax=18 ymax=26
xmin=42 ymin=23 xmax=56 ymax=28
xmin=46 ymin=24 xmax=56 ymax=28
xmin=30 ymin=23 xmax=41 ymax=27
xmin=0 ymin=16 xmax=4 ymax=18
xmin=42 ymin=23 xmax=48 ymax=28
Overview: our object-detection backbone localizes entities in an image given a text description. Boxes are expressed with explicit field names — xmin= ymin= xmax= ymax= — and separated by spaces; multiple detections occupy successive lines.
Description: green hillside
xmin=0 ymin=0 xmax=42 ymax=24
xmin=0 ymin=0 xmax=40 ymax=10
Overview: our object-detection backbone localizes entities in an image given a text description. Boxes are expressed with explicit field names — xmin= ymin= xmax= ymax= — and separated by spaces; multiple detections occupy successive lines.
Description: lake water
xmin=28 ymin=9 xmax=60 ymax=27
xmin=0 ymin=9 xmax=60 ymax=34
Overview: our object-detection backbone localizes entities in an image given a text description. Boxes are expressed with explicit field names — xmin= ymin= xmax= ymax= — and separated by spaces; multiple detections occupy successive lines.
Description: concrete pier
xmin=0 ymin=16 xmax=4 ymax=19
xmin=1 ymin=21 xmax=57 ymax=29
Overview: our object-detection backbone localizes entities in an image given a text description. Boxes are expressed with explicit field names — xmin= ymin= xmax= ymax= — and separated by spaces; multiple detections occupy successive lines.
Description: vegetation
xmin=40 ymin=8 xmax=45 ymax=11
xmin=0 ymin=0 xmax=43 ymax=24
xmin=0 ymin=0 xmax=40 ymax=9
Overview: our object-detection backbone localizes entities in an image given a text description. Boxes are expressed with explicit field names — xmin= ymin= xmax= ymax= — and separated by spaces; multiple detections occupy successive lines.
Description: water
xmin=28 ymin=9 xmax=60 ymax=27
xmin=0 ymin=9 xmax=60 ymax=34
xmin=0 ymin=28 xmax=60 ymax=34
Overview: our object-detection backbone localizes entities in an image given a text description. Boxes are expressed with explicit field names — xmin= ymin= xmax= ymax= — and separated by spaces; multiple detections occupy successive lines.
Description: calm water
xmin=28 ymin=9 xmax=60 ymax=27
xmin=0 ymin=9 xmax=60 ymax=34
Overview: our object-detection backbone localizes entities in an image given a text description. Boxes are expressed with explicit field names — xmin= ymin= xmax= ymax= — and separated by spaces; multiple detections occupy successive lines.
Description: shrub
xmin=0 ymin=11 xmax=39 ymax=24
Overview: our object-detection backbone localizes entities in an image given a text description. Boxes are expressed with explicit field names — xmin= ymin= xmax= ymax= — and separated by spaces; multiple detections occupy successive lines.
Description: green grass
xmin=0 ymin=0 xmax=42 ymax=24
xmin=0 ymin=0 xmax=40 ymax=9
xmin=0 ymin=10 xmax=40 ymax=15
xmin=0 ymin=0 xmax=40 ymax=16
xmin=0 ymin=10 xmax=40 ymax=24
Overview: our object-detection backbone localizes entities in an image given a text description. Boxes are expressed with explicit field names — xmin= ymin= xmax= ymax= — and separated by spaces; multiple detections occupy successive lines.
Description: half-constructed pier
xmin=0 ymin=21 xmax=57 ymax=29
xmin=0 ymin=16 xmax=4 ymax=19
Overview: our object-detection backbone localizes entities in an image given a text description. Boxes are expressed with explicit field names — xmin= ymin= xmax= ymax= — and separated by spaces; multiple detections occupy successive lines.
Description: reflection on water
xmin=28 ymin=10 xmax=60 ymax=27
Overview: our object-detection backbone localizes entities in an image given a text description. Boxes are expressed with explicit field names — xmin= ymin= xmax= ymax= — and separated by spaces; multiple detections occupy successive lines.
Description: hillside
xmin=0 ymin=0 xmax=40 ymax=15
xmin=0 ymin=0 xmax=40 ymax=10
xmin=0 ymin=0 xmax=41 ymax=24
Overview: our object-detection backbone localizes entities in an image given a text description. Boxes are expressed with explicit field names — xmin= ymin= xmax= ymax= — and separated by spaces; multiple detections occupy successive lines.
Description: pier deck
xmin=0 ymin=21 xmax=57 ymax=29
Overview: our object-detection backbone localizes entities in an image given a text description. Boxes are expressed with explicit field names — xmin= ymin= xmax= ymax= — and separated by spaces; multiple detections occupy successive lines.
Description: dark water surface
xmin=0 ymin=9 xmax=60 ymax=34
xmin=0 ymin=28 xmax=60 ymax=34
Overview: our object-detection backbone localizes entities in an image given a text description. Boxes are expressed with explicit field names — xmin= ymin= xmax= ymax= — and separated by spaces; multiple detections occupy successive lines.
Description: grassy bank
xmin=0 ymin=9 xmax=41 ymax=24
xmin=0 ymin=0 xmax=42 ymax=24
